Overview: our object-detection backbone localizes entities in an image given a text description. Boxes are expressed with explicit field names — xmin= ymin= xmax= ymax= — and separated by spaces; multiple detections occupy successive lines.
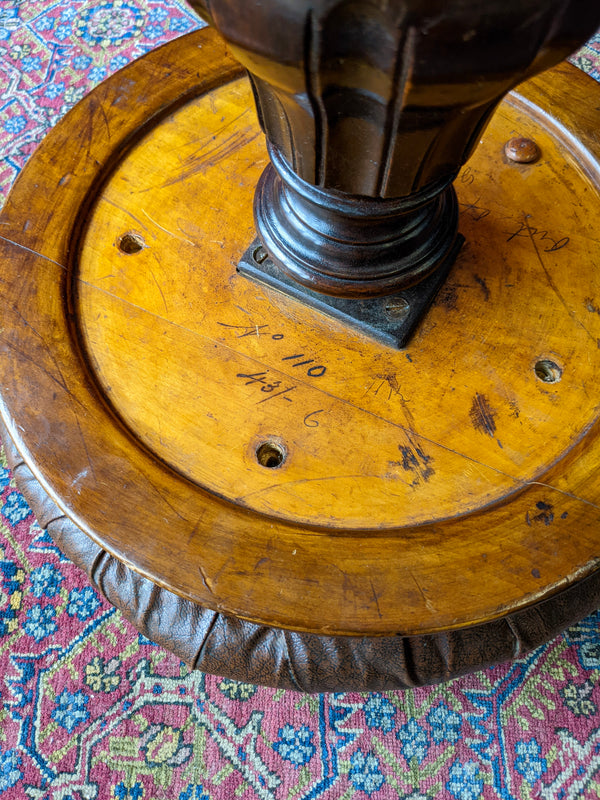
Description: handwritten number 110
xmin=282 ymin=354 xmax=326 ymax=377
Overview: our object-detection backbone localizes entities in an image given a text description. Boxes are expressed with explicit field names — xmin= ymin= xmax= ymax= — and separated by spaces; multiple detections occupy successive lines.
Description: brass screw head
xmin=504 ymin=137 xmax=540 ymax=163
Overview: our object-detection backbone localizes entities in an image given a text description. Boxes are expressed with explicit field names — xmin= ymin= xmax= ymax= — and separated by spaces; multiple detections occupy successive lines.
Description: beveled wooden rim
xmin=5 ymin=415 xmax=600 ymax=692
xmin=1 ymin=28 xmax=600 ymax=636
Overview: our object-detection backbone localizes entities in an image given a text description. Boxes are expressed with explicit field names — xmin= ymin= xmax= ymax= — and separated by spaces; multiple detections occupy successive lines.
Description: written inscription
xmin=365 ymin=373 xmax=406 ymax=402
xmin=217 ymin=322 xmax=272 ymax=338
xmin=460 ymin=166 xmax=475 ymax=186
xmin=303 ymin=409 xmax=324 ymax=427
xmin=459 ymin=198 xmax=491 ymax=222
xmin=282 ymin=353 xmax=326 ymax=377
xmin=235 ymin=371 xmax=325 ymax=428
xmin=506 ymin=221 xmax=569 ymax=252
xmin=236 ymin=371 xmax=296 ymax=404
xmin=223 ymin=316 xmax=329 ymax=423
xmin=218 ymin=320 xmax=328 ymax=378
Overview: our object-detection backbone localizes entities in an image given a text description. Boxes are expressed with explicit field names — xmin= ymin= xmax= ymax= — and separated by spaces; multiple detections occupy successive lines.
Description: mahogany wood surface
xmin=1 ymin=28 xmax=600 ymax=637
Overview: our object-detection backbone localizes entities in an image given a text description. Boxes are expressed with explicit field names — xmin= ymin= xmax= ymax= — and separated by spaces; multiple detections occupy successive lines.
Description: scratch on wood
xmin=142 ymin=475 xmax=190 ymax=524
xmin=147 ymin=261 xmax=168 ymax=313
xmin=153 ymin=123 xmax=260 ymax=191
xmin=94 ymin=96 xmax=111 ymax=141
xmin=71 ymin=407 xmax=98 ymax=483
xmin=470 ymin=392 xmax=497 ymax=436
xmin=142 ymin=209 xmax=197 ymax=247
xmin=236 ymin=474 xmax=368 ymax=503
xmin=72 ymin=468 xmax=89 ymax=486
xmin=102 ymin=197 xmax=150 ymax=233
xmin=0 ymin=234 xmax=67 ymax=270
xmin=369 ymin=579 xmax=383 ymax=619
xmin=523 ymin=214 xmax=597 ymax=346
xmin=198 ymin=564 xmax=215 ymax=595
xmin=410 ymin=571 xmax=437 ymax=615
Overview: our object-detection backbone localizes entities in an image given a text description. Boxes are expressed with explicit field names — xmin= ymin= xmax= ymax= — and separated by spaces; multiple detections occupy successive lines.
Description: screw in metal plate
xmin=383 ymin=296 xmax=411 ymax=322
xmin=253 ymin=245 xmax=269 ymax=264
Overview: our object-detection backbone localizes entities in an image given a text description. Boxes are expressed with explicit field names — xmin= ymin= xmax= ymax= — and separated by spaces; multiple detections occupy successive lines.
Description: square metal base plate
xmin=237 ymin=236 xmax=465 ymax=348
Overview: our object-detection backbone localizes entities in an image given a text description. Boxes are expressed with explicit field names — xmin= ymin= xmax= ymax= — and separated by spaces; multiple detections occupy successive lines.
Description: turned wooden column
xmin=188 ymin=0 xmax=600 ymax=300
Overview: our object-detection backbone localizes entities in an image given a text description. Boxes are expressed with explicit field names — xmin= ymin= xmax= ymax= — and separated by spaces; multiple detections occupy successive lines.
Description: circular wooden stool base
xmin=4 ymin=421 xmax=600 ymax=692
xmin=1 ymin=29 xmax=600 ymax=689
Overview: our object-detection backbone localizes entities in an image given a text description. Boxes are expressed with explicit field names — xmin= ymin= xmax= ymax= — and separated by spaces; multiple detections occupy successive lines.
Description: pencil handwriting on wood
xmin=365 ymin=373 xmax=406 ymax=402
xmin=460 ymin=199 xmax=491 ymax=221
xmin=236 ymin=371 xmax=296 ymax=404
xmin=506 ymin=220 xmax=569 ymax=252
xmin=281 ymin=354 xmax=327 ymax=377
xmin=303 ymin=410 xmax=324 ymax=428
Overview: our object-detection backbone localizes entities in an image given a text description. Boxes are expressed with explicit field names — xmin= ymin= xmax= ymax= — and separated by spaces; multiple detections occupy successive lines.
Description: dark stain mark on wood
xmin=394 ymin=443 xmax=435 ymax=485
xmin=585 ymin=297 xmax=600 ymax=315
xmin=531 ymin=568 xmax=541 ymax=578
xmin=561 ymin=511 xmax=568 ymax=519
xmin=436 ymin=283 xmax=458 ymax=310
xmin=470 ymin=393 xmax=497 ymax=436
xmin=474 ymin=274 xmax=490 ymax=301
xmin=526 ymin=500 xmax=554 ymax=526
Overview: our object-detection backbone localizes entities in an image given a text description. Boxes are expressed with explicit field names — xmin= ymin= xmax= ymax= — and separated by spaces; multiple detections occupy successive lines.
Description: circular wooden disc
xmin=1 ymin=28 xmax=600 ymax=636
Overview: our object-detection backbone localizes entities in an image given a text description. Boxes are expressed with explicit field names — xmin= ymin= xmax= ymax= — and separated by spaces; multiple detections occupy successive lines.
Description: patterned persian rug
xmin=1 ymin=3 xmax=600 ymax=798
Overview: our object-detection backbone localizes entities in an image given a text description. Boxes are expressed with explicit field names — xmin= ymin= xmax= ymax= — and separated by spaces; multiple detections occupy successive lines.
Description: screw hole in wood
xmin=256 ymin=441 xmax=286 ymax=468
xmin=117 ymin=231 xmax=145 ymax=254
xmin=534 ymin=359 xmax=562 ymax=383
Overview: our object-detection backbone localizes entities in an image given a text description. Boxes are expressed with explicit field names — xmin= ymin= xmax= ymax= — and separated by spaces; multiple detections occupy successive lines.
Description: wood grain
xmin=1 ymin=29 xmax=600 ymax=636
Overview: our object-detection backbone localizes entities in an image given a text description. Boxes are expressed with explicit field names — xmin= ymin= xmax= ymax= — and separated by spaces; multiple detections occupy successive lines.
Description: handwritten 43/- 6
xmin=236 ymin=353 xmax=327 ymax=405
xmin=235 ymin=371 xmax=297 ymax=404
xmin=235 ymin=369 xmax=325 ymax=427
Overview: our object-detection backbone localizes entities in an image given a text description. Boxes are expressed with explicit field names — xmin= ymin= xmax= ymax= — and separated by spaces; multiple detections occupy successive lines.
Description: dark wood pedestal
xmin=2 ymin=29 xmax=600 ymax=691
